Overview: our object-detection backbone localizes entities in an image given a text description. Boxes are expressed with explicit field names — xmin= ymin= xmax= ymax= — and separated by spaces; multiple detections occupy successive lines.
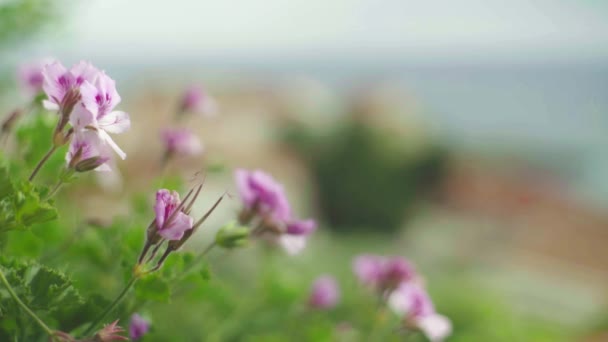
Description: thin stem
xmin=0 ymin=268 xmax=54 ymax=336
xmin=179 ymin=242 xmax=216 ymax=280
xmin=45 ymin=178 xmax=64 ymax=200
xmin=82 ymin=276 xmax=138 ymax=337
xmin=28 ymin=145 xmax=57 ymax=182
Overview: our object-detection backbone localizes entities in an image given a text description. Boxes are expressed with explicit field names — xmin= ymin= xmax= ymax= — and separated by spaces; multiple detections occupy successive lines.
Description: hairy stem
xmin=28 ymin=145 xmax=57 ymax=182
xmin=0 ymin=268 xmax=55 ymax=336
xmin=82 ymin=275 xmax=138 ymax=337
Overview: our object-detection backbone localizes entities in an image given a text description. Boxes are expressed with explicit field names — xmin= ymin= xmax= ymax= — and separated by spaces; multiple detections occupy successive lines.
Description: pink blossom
xmin=95 ymin=320 xmax=128 ymax=341
xmin=309 ymin=275 xmax=340 ymax=310
xmin=353 ymin=254 xmax=415 ymax=291
xmin=286 ymin=219 xmax=317 ymax=236
xmin=66 ymin=130 xmax=112 ymax=172
xmin=234 ymin=169 xmax=291 ymax=222
xmin=70 ymin=71 xmax=130 ymax=159
xmin=353 ymin=254 xmax=386 ymax=288
xmin=17 ymin=59 xmax=51 ymax=95
xmin=388 ymin=283 xmax=452 ymax=342
xmin=129 ymin=314 xmax=150 ymax=341
xmin=41 ymin=60 xmax=99 ymax=111
xmin=154 ymin=189 xmax=194 ymax=240
xmin=161 ymin=128 xmax=203 ymax=156
xmin=180 ymin=85 xmax=218 ymax=117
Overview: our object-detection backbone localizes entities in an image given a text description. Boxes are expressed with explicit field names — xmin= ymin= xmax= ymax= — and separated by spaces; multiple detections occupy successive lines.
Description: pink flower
xmin=70 ymin=71 xmax=130 ymax=159
xmin=353 ymin=254 xmax=386 ymax=288
xmin=161 ymin=128 xmax=203 ymax=156
xmin=180 ymin=85 xmax=218 ymax=117
xmin=286 ymin=219 xmax=317 ymax=236
xmin=129 ymin=314 xmax=150 ymax=341
xmin=95 ymin=320 xmax=128 ymax=341
xmin=234 ymin=169 xmax=291 ymax=222
xmin=17 ymin=58 xmax=52 ymax=95
xmin=66 ymin=130 xmax=112 ymax=172
xmin=388 ymin=283 xmax=452 ymax=342
xmin=154 ymin=189 xmax=194 ymax=240
xmin=41 ymin=60 xmax=99 ymax=111
xmin=309 ymin=275 xmax=340 ymax=309
xmin=353 ymin=254 xmax=415 ymax=292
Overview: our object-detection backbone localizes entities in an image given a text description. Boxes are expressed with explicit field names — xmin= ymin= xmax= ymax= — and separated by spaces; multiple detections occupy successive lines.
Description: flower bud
xmin=74 ymin=156 xmax=110 ymax=172
xmin=215 ymin=222 xmax=250 ymax=249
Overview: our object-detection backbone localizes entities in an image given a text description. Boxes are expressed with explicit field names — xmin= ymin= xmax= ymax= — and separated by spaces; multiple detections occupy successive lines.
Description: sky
xmin=31 ymin=0 xmax=608 ymax=65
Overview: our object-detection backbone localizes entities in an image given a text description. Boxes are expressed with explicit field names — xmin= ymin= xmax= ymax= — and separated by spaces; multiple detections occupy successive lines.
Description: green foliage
xmin=0 ymin=167 xmax=57 ymax=234
xmin=0 ymin=0 xmax=64 ymax=52
xmin=283 ymin=119 xmax=447 ymax=233
xmin=15 ymin=112 xmax=68 ymax=182
xmin=136 ymin=275 xmax=170 ymax=303
xmin=0 ymin=257 xmax=85 ymax=340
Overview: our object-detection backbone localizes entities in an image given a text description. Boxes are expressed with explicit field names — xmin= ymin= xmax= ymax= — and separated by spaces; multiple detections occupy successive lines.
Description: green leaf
xmin=0 ymin=257 xmax=85 ymax=338
xmin=0 ymin=167 xmax=57 ymax=233
xmin=135 ymin=274 xmax=170 ymax=303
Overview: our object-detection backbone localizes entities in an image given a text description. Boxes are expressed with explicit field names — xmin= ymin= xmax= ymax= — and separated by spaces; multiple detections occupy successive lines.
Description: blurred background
xmin=2 ymin=0 xmax=608 ymax=340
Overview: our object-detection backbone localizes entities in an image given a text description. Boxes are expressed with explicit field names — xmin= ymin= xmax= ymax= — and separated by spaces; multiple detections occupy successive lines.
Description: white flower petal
xmin=418 ymin=314 xmax=452 ymax=342
xmin=279 ymin=235 xmax=307 ymax=255
xmin=98 ymin=111 xmax=130 ymax=134
xmin=98 ymin=129 xmax=126 ymax=160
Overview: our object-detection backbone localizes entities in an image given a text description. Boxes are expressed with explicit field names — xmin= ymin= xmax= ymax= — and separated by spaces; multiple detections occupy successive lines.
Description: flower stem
xmin=82 ymin=275 xmax=139 ymax=337
xmin=179 ymin=242 xmax=216 ymax=280
xmin=28 ymin=145 xmax=57 ymax=182
xmin=0 ymin=268 xmax=55 ymax=336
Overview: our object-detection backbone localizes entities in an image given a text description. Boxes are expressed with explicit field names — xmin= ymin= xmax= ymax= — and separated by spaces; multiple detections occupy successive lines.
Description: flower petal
xmin=278 ymin=234 xmax=307 ymax=255
xmin=98 ymin=111 xmax=130 ymax=134
xmin=417 ymin=314 xmax=452 ymax=342
xmin=159 ymin=211 xmax=193 ymax=241
xmin=79 ymin=80 xmax=101 ymax=117
xmin=98 ymin=129 xmax=127 ymax=160
xmin=69 ymin=103 xmax=95 ymax=130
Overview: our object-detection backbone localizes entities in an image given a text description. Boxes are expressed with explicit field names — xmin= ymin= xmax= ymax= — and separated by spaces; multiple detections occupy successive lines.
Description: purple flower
xmin=154 ymin=189 xmax=194 ymax=240
xmin=353 ymin=254 xmax=415 ymax=292
xmin=17 ymin=59 xmax=51 ymax=95
xmin=180 ymin=85 xmax=218 ymax=117
xmin=353 ymin=254 xmax=386 ymax=288
xmin=161 ymin=128 xmax=203 ymax=156
xmin=234 ymin=169 xmax=291 ymax=222
xmin=129 ymin=314 xmax=150 ymax=341
xmin=388 ymin=283 xmax=452 ymax=342
xmin=234 ymin=168 xmax=318 ymax=255
xmin=41 ymin=60 xmax=99 ymax=111
xmin=66 ymin=130 xmax=112 ymax=172
xmin=286 ymin=219 xmax=317 ymax=236
xmin=383 ymin=257 xmax=415 ymax=287
xmin=309 ymin=275 xmax=340 ymax=309
xmin=70 ymin=71 xmax=130 ymax=159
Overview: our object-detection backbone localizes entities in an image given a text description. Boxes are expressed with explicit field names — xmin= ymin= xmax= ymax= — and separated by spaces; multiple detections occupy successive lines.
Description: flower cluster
xmin=234 ymin=169 xmax=316 ymax=255
xmin=41 ymin=60 xmax=130 ymax=172
xmin=138 ymin=184 xmax=224 ymax=271
xmin=353 ymin=254 xmax=451 ymax=341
